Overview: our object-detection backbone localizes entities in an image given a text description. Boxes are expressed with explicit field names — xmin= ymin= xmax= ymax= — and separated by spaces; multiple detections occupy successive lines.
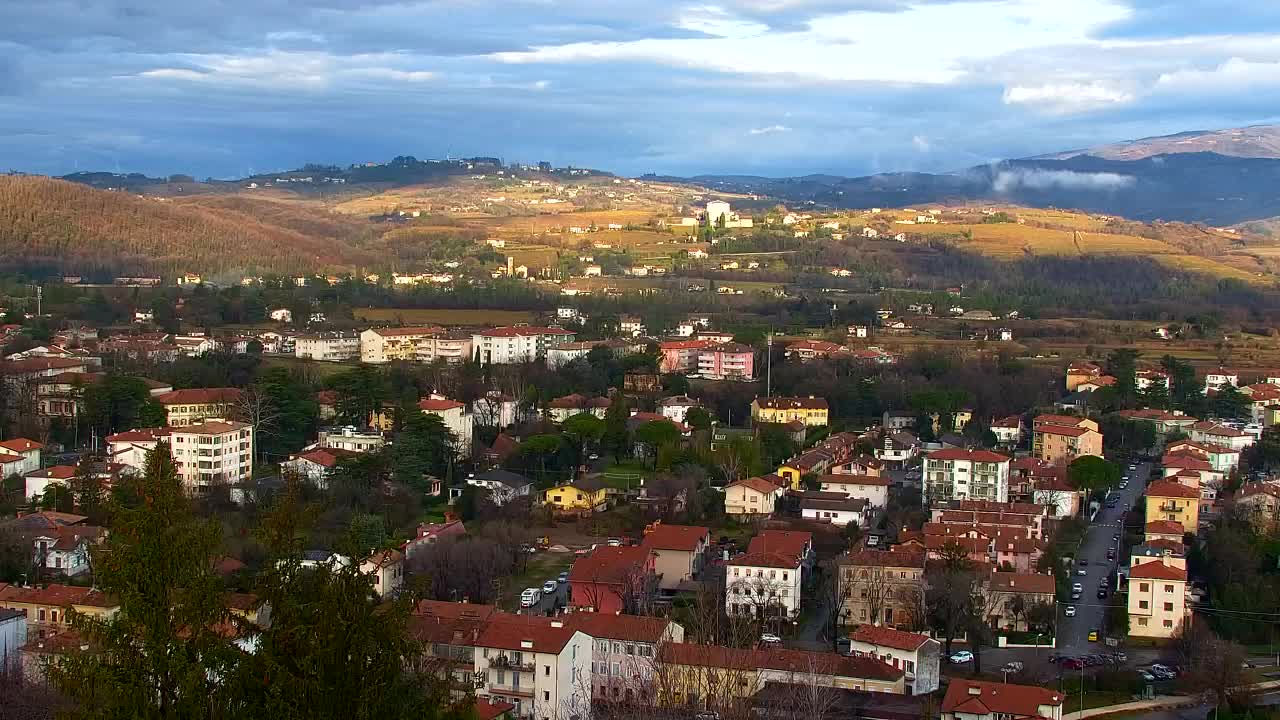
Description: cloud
xmin=748 ymin=125 xmax=791 ymax=135
xmin=993 ymin=168 xmax=1136 ymax=193
xmin=1003 ymin=82 xmax=1135 ymax=114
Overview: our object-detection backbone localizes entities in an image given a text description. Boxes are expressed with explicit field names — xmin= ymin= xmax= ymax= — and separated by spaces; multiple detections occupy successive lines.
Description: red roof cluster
xmin=942 ymin=679 xmax=1062 ymax=716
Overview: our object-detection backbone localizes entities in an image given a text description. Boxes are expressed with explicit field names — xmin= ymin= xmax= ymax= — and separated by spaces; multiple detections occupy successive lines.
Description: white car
xmin=1072 ymin=583 xmax=1083 ymax=593
xmin=520 ymin=588 xmax=542 ymax=607
xmin=949 ymin=651 xmax=974 ymax=664
xmin=760 ymin=633 xmax=782 ymax=644
xmin=541 ymin=580 xmax=558 ymax=594
xmin=1064 ymin=606 xmax=1076 ymax=617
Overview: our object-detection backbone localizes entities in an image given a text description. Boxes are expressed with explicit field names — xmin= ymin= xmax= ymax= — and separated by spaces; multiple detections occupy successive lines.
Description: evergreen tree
xmin=48 ymin=443 xmax=235 ymax=719
xmin=602 ymin=393 xmax=631 ymax=459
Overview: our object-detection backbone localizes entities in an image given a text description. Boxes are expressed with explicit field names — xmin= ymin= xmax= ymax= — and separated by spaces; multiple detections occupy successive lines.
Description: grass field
xmin=353 ymin=308 xmax=536 ymax=325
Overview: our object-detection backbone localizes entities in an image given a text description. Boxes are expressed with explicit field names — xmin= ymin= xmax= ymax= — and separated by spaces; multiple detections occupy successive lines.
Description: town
xmin=2 ymin=215 xmax=1280 ymax=720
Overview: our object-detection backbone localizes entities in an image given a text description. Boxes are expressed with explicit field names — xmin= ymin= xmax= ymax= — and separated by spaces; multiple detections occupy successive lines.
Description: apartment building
xmin=1031 ymin=415 xmax=1102 ymax=464
xmin=750 ymin=396 xmax=830 ymax=427
xmin=837 ymin=550 xmax=926 ymax=628
xmin=1127 ymin=557 xmax=1190 ymax=639
xmin=723 ymin=475 xmax=786 ymax=516
xmin=472 ymin=327 xmax=576 ymax=364
xmin=848 ymin=626 xmax=940 ymax=695
xmin=923 ymin=449 xmax=1012 ymax=505
xmin=155 ymin=387 xmax=242 ymax=427
xmin=317 ymin=426 xmax=386 ymax=453
xmin=295 ymin=331 xmax=360 ymax=361
xmin=419 ymin=396 xmax=473 ymax=458
xmin=697 ymin=342 xmax=754 ymax=381
xmin=575 ymin=613 xmax=683 ymax=705
xmin=0 ymin=438 xmax=43 ymax=476
xmin=359 ymin=326 xmax=445 ymax=363
xmin=1145 ymin=481 xmax=1200 ymax=534
xmin=726 ymin=551 xmax=803 ymax=620
xmin=657 ymin=340 xmax=712 ymax=373
xmin=168 ymin=420 xmax=254 ymax=494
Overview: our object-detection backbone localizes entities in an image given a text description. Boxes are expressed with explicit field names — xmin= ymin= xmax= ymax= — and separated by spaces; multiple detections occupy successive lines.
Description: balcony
xmin=490 ymin=656 xmax=536 ymax=673
xmin=488 ymin=683 xmax=535 ymax=698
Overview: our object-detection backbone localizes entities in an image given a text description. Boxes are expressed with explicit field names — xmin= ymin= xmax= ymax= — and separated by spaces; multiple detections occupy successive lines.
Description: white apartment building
xmin=472 ymin=327 xmax=576 ymax=364
xmin=419 ymin=395 xmax=473 ymax=458
xmin=360 ymin=327 xmax=443 ymax=363
xmin=575 ymin=614 xmax=683 ymax=704
xmin=726 ymin=551 xmax=804 ymax=620
xmin=817 ymin=473 xmax=890 ymax=509
xmin=317 ymin=427 xmax=385 ymax=453
xmin=295 ymin=331 xmax=360 ymax=362
xmin=1127 ymin=557 xmax=1190 ymax=639
xmin=658 ymin=395 xmax=701 ymax=424
xmin=923 ymin=449 xmax=1011 ymax=506
xmin=167 ymin=420 xmax=254 ymax=494
xmin=848 ymin=626 xmax=941 ymax=696
xmin=416 ymin=332 xmax=473 ymax=364
xmin=0 ymin=438 xmax=43 ymax=476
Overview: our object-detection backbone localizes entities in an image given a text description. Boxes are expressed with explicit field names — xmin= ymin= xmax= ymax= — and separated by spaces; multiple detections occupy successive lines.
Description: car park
xmin=949 ymin=651 xmax=974 ymax=664
xmin=542 ymin=580 xmax=558 ymax=593
xmin=1064 ymin=606 xmax=1076 ymax=617
xmin=520 ymin=588 xmax=542 ymax=607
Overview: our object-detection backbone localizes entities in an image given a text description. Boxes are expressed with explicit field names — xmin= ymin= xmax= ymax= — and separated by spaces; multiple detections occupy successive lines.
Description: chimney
xmin=968 ymin=686 xmax=982 ymax=696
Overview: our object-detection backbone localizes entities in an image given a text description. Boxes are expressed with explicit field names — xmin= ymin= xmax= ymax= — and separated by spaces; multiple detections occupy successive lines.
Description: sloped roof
xmin=727 ymin=476 xmax=784 ymax=495
xmin=729 ymin=550 xmax=801 ymax=569
xmin=842 ymin=549 xmax=925 ymax=569
xmin=155 ymin=387 xmax=242 ymax=405
xmin=1147 ymin=481 xmax=1201 ymax=499
xmin=0 ymin=438 xmax=44 ymax=453
xmin=1129 ymin=560 xmax=1188 ymax=581
xmin=569 ymin=545 xmax=652 ymax=586
xmin=567 ymin=612 xmax=671 ymax=643
xmin=747 ymin=530 xmax=812 ymax=559
xmin=418 ymin=397 xmax=465 ymax=412
xmin=927 ymin=449 xmax=1010 ymax=463
xmin=1145 ymin=520 xmax=1186 ymax=535
xmin=850 ymin=625 xmax=931 ymax=652
xmin=941 ymin=679 xmax=1062 ymax=716
xmin=642 ymin=524 xmax=709 ymax=552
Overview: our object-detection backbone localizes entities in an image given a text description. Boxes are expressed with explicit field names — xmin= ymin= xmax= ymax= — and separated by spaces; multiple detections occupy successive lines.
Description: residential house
xmin=1032 ymin=415 xmax=1102 ymax=464
xmin=419 ymin=395 xmax=473 ymax=458
xmin=775 ymin=448 xmax=835 ymax=488
xmin=0 ymin=583 xmax=118 ymax=632
xmin=575 ymin=613 xmax=683 ymax=704
xmin=31 ymin=521 xmax=105 ymax=577
xmin=837 ymin=550 xmax=926 ymax=628
xmin=1203 ymin=369 xmax=1239 ymax=394
xmin=22 ymin=466 xmax=76 ymax=502
xmin=983 ymin=572 xmax=1055 ymax=631
xmin=723 ymin=475 xmax=786 ymax=516
xmin=155 ymin=387 xmax=242 ymax=427
xmin=1239 ymin=383 xmax=1280 ymax=423
xmin=468 ymin=469 xmax=534 ymax=505
xmin=726 ymin=550 xmax=804 ymax=619
xmin=923 ymin=449 xmax=1012 ymax=505
xmin=751 ymin=396 xmax=830 ymax=427
xmin=876 ymin=431 xmax=919 ymax=466
xmin=473 ymin=392 xmax=521 ymax=429
xmin=547 ymin=394 xmax=611 ymax=423
xmin=641 ymin=524 xmax=709 ymax=592
xmin=940 ymin=679 xmax=1063 ymax=720
xmin=1116 ymin=409 xmax=1199 ymax=436
xmin=1144 ymin=520 xmax=1186 ymax=544
xmin=1164 ymin=440 xmax=1240 ymax=474
xmin=1145 ymin=481 xmax=1200 ymax=534
xmin=402 ymin=517 xmax=467 ymax=559
xmin=281 ymin=447 xmax=361 ymax=489
xmin=1189 ymin=421 xmax=1253 ymax=451
xmin=1065 ymin=362 xmax=1102 ymax=391
xmin=990 ymin=416 xmax=1024 ymax=447
xmin=785 ymin=340 xmax=846 ymax=361
xmin=568 ymin=545 xmax=656 ymax=614
xmin=360 ymin=549 xmax=405 ymax=598
xmin=848 ymin=626 xmax=940 ymax=695
xmin=799 ymin=491 xmax=870 ymax=527
xmin=316 ymin=426 xmax=385 ymax=453
xmin=817 ymin=474 xmax=890 ymax=509
xmin=657 ymin=396 xmax=701 ymax=424
xmin=1127 ymin=557 xmax=1190 ymax=639
xmin=543 ymin=477 xmax=609 ymax=515
xmin=0 ymin=438 xmax=43 ymax=476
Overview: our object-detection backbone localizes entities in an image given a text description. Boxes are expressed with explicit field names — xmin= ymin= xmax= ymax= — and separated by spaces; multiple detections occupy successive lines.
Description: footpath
xmin=1062 ymin=680 xmax=1280 ymax=720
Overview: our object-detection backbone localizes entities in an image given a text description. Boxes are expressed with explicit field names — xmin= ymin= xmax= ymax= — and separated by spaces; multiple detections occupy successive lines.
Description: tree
xmin=685 ymin=407 xmax=713 ymax=432
xmin=82 ymin=373 xmax=166 ymax=437
xmin=561 ymin=412 xmax=605 ymax=466
xmin=1106 ymin=348 xmax=1140 ymax=405
xmin=69 ymin=456 xmax=108 ymax=526
xmin=603 ymin=394 xmax=631 ymax=459
xmin=1068 ymin=455 xmax=1121 ymax=492
xmin=47 ymin=443 xmax=235 ymax=718
xmin=635 ymin=420 xmax=681 ymax=469
xmin=329 ymin=365 xmax=388 ymax=425
xmin=1172 ymin=623 xmax=1249 ymax=717
xmin=925 ymin=556 xmax=977 ymax=656
xmin=392 ymin=412 xmax=456 ymax=489
xmin=1213 ymin=385 xmax=1251 ymax=421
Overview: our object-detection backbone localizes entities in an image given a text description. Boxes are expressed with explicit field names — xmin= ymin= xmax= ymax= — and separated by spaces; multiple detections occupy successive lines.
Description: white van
xmin=520 ymin=587 xmax=542 ymax=607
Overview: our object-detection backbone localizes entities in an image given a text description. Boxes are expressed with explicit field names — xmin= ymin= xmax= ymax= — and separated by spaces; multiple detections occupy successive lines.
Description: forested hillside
xmin=0 ymin=177 xmax=376 ymax=277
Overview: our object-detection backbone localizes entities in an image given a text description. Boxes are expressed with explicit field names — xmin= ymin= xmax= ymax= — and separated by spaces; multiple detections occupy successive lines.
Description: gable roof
xmin=569 ymin=545 xmax=652 ymax=586
xmin=1146 ymin=480 xmax=1201 ymax=499
xmin=729 ymin=550 xmax=802 ymax=569
xmin=986 ymin=571 xmax=1055 ymax=595
xmin=291 ymin=447 xmax=361 ymax=468
xmin=1145 ymin=520 xmax=1186 ymax=535
xmin=748 ymin=530 xmax=812 ymax=559
xmin=567 ymin=612 xmax=672 ymax=643
xmin=418 ymin=397 xmax=465 ymax=412
xmin=941 ymin=679 xmax=1063 ymax=716
xmin=1129 ymin=560 xmax=1188 ymax=581
xmin=0 ymin=438 xmax=43 ymax=454
xmin=727 ymin=476 xmax=784 ymax=495
xmin=642 ymin=524 xmax=709 ymax=552
xmin=155 ymin=387 xmax=242 ymax=405
xmin=842 ymin=549 xmax=925 ymax=569
xmin=850 ymin=625 xmax=931 ymax=652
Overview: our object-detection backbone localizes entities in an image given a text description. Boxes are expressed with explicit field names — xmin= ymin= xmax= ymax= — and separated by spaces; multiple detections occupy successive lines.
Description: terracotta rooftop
xmin=1146 ymin=481 xmax=1201 ymax=499
xmin=747 ymin=530 xmax=812 ymax=559
xmin=941 ymin=679 xmax=1063 ymax=717
xmin=849 ymin=625 xmax=932 ymax=652
xmin=567 ymin=612 xmax=672 ymax=643
xmin=569 ymin=545 xmax=652 ymax=586
xmin=155 ymin=387 xmax=243 ymax=405
xmin=418 ymin=397 xmax=465 ymax=412
xmin=642 ymin=524 xmax=709 ymax=552
xmin=1129 ymin=560 xmax=1188 ymax=581
xmin=0 ymin=438 xmax=43 ymax=453
xmin=728 ymin=476 xmax=785 ymax=495
xmin=842 ymin=549 xmax=925 ymax=569
xmin=1145 ymin=520 xmax=1187 ymax=536
xmin=987 ymin=571 xmax=1056 ymax=595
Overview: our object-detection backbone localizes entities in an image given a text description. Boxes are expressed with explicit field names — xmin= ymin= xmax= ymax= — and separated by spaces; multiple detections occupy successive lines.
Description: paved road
xmin=1056 ymin=459 xmax=1152 ymax=657
xmin=518 ymin=578 xmax=570 ymax=616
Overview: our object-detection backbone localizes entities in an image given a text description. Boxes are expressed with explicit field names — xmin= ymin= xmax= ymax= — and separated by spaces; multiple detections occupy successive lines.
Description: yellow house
xmin=156 ymin=387 xmax=242 ymax=427
xmin=1144 ymin=481 xmax=1201 ymax=534
xmin=656 ymin=644 xmax=904 ymax=711
xmin=751 ymin=396 xmax=830 ymax=427
xmin=543 ymin=477 xmax=609 ymax=513
xmin=775 ymin=449 xmax=833 ymax=490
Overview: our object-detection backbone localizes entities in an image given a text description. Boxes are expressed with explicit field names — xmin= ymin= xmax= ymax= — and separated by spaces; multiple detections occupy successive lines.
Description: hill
xmin=1040 ymin=125 xmax=1280 ymax=161
xmin=0 ymin=176 xmax=378 ymax=278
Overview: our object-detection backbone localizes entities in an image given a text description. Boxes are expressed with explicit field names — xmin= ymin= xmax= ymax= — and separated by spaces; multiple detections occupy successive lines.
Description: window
xmin=1164 ymin=585 xmax=1175 ymax=593
xmin=1164 ymin=602 xmax=1174 ymax=611
xmin=783 ymin=572 xmax=788 ymax=581
xmin=611 ymin=662 xmax=620 ymax=676
xmin=1137 ymin=617 xmax=1148 ymax=626
xmin=1163 ymin=619 xmax=1173 ymax=628
xmin=545 ymin=665 xmax=551 ymax=676
xmin=1139 ymin=601 xmax=1149 ymax=609
xmin=1139 ymin=583 xmax=1150 ymax=592
xmin=543 ymin=692 xmax=550 ymax=702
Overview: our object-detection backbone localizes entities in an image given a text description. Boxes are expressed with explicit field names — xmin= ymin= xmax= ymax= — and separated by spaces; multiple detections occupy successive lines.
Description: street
xmin=1056 ymin=459 xmax=1152 ymax=657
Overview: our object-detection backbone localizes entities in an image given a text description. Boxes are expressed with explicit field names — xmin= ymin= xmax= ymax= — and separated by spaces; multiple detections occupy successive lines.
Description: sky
xmin=2 ymin=0 xmax=1280 ymax=179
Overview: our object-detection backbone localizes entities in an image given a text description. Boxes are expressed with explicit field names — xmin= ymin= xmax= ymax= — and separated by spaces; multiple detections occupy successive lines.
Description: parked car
xmin=1063 ymin=657 xmax=1085 ymax=670
xmin=1064 ymin=606 xmax=1076 ymax=617
xmin=557 ymin=571 xmax=569 ymax=583
xmin=1139 ymin=671 xmax=1156 ymax=682
xmin=1001 ymin=661 xmax=1024 ymax=673
xmin=1097 ymin=589 xmax=1108 ymax=599
xmin=1077 ymin=568 xmax=1087 ymax=576
xmin=949 ymin=651 xmax=974 ymax=664
xmin=542 ymin=580 xmax=558 ymax=594
xmin=520 ymin=588 xmax=542 ymax=607
xmin=1071 ymin=591 xmax=1082 ymax=601
xmin=607 ymin=537 xmax=622 ymax=547
xmin=760 ymin=633 xmax=782 ymax=645
xmin=1088 ymin=630 xmax=1099 ymax=642
xmin=1072 ymin=583 xmax=1083 ymax=593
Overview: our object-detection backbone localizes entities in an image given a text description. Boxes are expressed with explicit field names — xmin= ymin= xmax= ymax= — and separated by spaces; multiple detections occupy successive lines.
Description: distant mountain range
xmin=645 ymin=126 xmax=1280 ymax=226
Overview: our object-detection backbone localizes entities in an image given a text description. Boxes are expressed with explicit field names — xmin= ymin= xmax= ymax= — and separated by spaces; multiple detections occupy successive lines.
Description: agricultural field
xmin=353 ymin=308 xmax=536 ymax=325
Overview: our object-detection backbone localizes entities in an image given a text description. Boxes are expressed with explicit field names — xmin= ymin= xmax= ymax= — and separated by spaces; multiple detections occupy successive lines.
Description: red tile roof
xmin=991 ymin=415 xmax=1023 ymax=429
xmin=1161 ymin=454 xmax=1213 ymax=471
xmin=817 ymin=473 xmax=891 ymax=487
xmin=941 ymin=679 xmax=1063 ymax=716
xmin=474 ymin=700 xmax=515 ymax=720
xmin=1190 ymin=422 xmax=1248 ymax=438
xmin=747 ymin=530 xmax=812 ymax=560
xmin=641 ymin=524 xmax=709 ymax=552
xmin=1147 ymin=481 xmax=1201 ymax=499
xmin=105 ymin=427 xmax=170 ymax=443
xmin=729 ymin=550 xmax=802 ymax=569
xmin=567 ymin=612 xmax=672 ymax=643
xmin=475 ymin=615 xmax=579 ymax=654
xmin=1145 ymin=520 xmax=1186 ymax=535
xmin=728 ymin=476 xmax=785 ymax=495
xmin=1034 ymin=424 xmax=1092 ymax=437
xmin=291 ymin=447 xmax=361 ymax=468
xmin=1033 ymin=414 xmax=1088 ymax=427
xmin=926 ymin=449 xmax=1010 ymax=463
xmin=477 ymin=326 xmax=574 ymax=338
xmin=0 ymin=582 xmax=115 ymax=608
xmin=367 ymin=326 xmax=445 ymax=337
xmin=569 ymin=545 xmax=652 ymax=586
xmin=850 ymin=625 xmax=931 ymax=652
xmin=842 ymin=549 xmax=926 ymax=569
xmin=418 ymin=397 xmax=464 ymax=411
xmin=987 ymin=571 xmax=1055 ymax=595
xmin=1129 ymin=560 xmax=1187 ymax=581
xmin=25 ymin=465 xmax=77 ymax=480
xmin=155 ymin=387 xmax=242 ymax=405
xmin=0 ymin=438 xmax=43 ymax=453
xmin=659 ymin=644 xmax=902 ymax=681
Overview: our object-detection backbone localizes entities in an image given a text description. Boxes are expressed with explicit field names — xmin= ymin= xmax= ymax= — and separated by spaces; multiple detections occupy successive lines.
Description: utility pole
xmin=766 ymin=330 xmax=773 ymax=398
xmin=36 ymin=285 xmax=42 ymax=317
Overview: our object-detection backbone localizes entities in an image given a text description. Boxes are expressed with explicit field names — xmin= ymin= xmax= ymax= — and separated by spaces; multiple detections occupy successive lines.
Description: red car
xmin=1062 ymin=658 xmax=1085 ymax=670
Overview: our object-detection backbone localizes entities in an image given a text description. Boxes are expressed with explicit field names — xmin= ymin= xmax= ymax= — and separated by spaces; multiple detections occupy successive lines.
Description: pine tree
xmin=48 ymin=442 xmax=235 ymax=719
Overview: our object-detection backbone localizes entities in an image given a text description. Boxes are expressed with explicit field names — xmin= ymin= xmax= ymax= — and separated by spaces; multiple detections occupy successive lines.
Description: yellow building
xmin=1127 ymin=557 xmax=1189 ymax=639
xmin=1144 ymin=481 xmax=1201 ymax=534
xmin=1065 ymin=362 xmax=1102 ymax=391
xmin=543 ymin=478 xmax=609 ymax=513
xmin=156 ymin=387 xmax=242 ymax=427
xmin=751 ymin=396 xmax=830 ymax=427
xmin=1032 ymin=414 xmax=1103 ymax=464
xmin=368 ymin=405 xmax=397 ymax=432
